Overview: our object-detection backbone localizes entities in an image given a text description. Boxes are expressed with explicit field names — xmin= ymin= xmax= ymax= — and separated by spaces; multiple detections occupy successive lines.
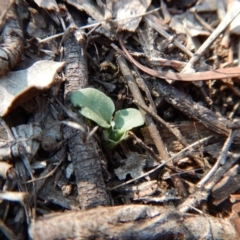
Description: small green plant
xmin=70 ymin=88 xmax=144 ymax=148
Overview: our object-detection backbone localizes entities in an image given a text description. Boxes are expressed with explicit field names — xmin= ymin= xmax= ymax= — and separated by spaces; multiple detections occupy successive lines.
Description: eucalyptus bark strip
xmin=63 ymin=29 xmax=109 ymax=209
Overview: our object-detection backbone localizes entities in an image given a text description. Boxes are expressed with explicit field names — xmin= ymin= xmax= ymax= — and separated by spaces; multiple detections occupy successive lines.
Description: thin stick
xmin=197 ymin=129 xmax=237 ymax=189
xmin=178 ymin=151 xmax=240 ymax=213
xmin=39 ymin=7 xmax=161 ymax=43
xmin=144 ymin=15 xmax=193 ymax=57
xmin=23 ymin=155 xmax=64 ymax=184
xmin=133 ymin=100 xmax=188 ymax=146
xmin=0 ymin=218 xmax=16 ymax=240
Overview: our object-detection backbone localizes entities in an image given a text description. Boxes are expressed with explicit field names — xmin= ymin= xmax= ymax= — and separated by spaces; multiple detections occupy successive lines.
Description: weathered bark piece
xmin=154 ymin=80 xmax=240 ymax=142
xmin=63 ymin=29 xmax=109 ymax=209
xmin=29 ymin=204 xmax=238 ymax=240
xmin=212 ymin=164 xmax=240 ymax=205
xmin=159 ymin=121 xmax=219 ymax=152
xmin=63 ymin=30 xmax=88 ymax=99
xmin=37 ymin=173 xmax=80 ymax=210
xmin=178 ymin=152 xmax=240 ymax=213
xmin=0 ymin=4 xmax=24 ymax=77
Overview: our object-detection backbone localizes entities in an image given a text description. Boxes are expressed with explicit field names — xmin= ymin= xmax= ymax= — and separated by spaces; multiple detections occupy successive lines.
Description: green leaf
xmin=113 ymin=108 xmax=144 ymax=131
xmin=103 ymin=129 xmax=127 ymax=149
xmin=70 ymin=88 xmax=115 ymax=128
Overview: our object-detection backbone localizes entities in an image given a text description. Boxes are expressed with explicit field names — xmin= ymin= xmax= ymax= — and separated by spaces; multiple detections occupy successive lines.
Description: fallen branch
xmin=29 ymin=204 xmax=239 ymax=240
xmin=154 ymin=80 xmax=240 ymax=142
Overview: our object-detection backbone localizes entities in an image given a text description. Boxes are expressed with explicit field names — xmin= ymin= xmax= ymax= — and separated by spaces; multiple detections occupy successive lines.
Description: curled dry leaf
xmin=0 ymin=60 xmax=65 ymax=117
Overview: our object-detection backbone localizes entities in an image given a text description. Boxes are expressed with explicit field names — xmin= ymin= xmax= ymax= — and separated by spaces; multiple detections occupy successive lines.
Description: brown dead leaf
xmin=0 ymin=60 xmax=65 ymax=116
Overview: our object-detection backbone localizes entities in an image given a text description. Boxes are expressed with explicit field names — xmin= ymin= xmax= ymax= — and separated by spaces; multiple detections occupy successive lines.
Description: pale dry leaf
xmin=169 ymin=14 xmax=186 ymax=35
xmin=31 ymin=161 xmax=47 ymax=170
xmin=65 ymin=163 xmax=74 ymax=179
xmin=13 ymin=123 xmax=42 ymax=159
xmin=34 ymin=0 xmax=59 ymax=11
xmin=0 ymin=162 xmax=13 ymax=179
xmin=183 ymin=12 xmax=210 ymax=37
xmin=0 ymin=60 xmax=65 ymax=116
xmin=0 ymin=0 xmax=14 ymax=32
xmin=192 ymin=0 xmax=218 ymax=12
xmin=114 ymin=152 xmax=146 ymax=180
xmin=170 ymin=13 xmax=196 ymax=51
xmin=27 ymin=7 xmax=49 ymax=38
xmin=113 ymin=0 xmax=151 ymax=32
xmin=170 ymin=12 xmax=210 ymax=37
